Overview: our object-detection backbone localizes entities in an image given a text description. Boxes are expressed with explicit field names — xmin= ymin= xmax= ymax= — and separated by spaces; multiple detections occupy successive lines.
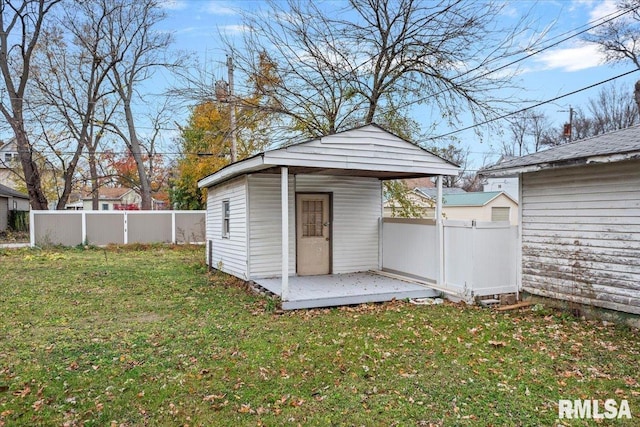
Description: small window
xmin=491 ymin=207 xmax=510 ymax=222
xmin=302 ymin=200 xmax=324 ymax=237
xmin=101 ymin=203 xmax=109 ymax=211
xmin=222 ymin=200 xmax=230 ymax=238
xmin=4 ymin=153 xmax=12 ymax=162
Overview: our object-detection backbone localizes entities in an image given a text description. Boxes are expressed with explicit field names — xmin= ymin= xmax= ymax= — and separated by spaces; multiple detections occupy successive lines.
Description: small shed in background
xmin=0 ymin=183 xmax=29 ymax=232
xmin=483 ymin=125 xmax=640 ymax=316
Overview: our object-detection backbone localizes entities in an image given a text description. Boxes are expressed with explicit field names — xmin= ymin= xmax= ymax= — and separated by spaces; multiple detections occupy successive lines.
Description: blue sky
xmin=158 ymin=0 xmax=640 ymax=169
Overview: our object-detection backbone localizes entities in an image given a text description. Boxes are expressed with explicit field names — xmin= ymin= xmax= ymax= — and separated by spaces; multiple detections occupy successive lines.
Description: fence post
xmin=29 ymin=210 xmax=35 ymax=247
xmin=123 ymin=212 xmax=128 ymax=245
xmin=81 ymin=211 xmax=87 ymax=245
xmin=171 ymin=212 xmax=176 ymax=244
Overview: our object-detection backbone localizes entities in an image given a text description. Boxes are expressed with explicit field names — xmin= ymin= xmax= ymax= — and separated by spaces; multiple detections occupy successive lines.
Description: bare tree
xmin=588 ymin=82 xmax=638 ymax=133
xmin=99 ymin=0 xmax=179 ymax=210
xmin=0 ymin=0 xmax=61 ymax=209
xmin=586 ymin=0 xmax=640 ymax=113
xmin=30 ymin=0 xmax=124 ymax=209
xmin=221 ymin=0 xmax=536 ymax=140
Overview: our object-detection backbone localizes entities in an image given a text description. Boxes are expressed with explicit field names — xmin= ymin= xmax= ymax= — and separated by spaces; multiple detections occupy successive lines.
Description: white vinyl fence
xmin=382 ymin=218 xmax=517 ymax=301
xmin=30 ymin=210 xmax=206 ymax=247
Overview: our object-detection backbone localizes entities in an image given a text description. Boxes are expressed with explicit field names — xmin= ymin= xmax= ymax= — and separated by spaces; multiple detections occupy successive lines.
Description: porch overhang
xmin=198 ymin=153 xmax=460 ymax=189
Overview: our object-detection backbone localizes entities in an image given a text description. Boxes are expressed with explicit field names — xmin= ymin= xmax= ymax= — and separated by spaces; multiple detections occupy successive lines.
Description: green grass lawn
xmin=0 ymin=245 xmax=638 ymax=426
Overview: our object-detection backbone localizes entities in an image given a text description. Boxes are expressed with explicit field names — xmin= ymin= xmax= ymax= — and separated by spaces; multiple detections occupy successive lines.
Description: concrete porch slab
xmin=255 ymin=271 xmax=440 ymax=310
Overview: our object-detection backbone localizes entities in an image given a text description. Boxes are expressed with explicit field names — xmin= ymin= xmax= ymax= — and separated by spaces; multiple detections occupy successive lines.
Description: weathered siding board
xmin=520 ymin=160 xmax=640 ymax=314
xmin=207 ymin=177 xmax=248 ymax=278
xmin=247 ymin=173 xmax=381 ymax=278
xmin=247 ymin=174 xmax=295 ymax=278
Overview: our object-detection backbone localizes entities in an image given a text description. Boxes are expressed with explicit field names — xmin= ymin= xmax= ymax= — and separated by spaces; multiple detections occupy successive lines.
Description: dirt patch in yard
xmin=0 ymin=230 xmax=29 ymax=243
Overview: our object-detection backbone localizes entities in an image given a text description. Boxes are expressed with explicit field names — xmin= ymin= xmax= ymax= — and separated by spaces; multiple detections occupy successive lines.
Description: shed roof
xmin=440 ymin=191 xmax=510 ymax=207
xmin=0 ymin=183 xmax=28 ymax=199
xmin=415 ymin=187 xmax=466 ymax=199
xmin=198 ymin=124 xmax=460 ymax=188
xmin=482 ymin=125 xmax=640 ymax=176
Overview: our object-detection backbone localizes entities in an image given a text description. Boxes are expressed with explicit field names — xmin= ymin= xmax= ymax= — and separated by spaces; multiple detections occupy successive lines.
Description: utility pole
xmin=227 ymin=55 xmax=237 ymax=163
xmin=560 ymin=106 xmax=574 ymax=142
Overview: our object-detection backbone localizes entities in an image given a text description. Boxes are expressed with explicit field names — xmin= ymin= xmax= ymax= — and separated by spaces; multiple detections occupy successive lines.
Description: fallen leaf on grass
xmin=12 ymin=385 xmax=30 ymax=397
xmin=238 ymin=403 xmax=253 ymax=414
xmin=203 ymin=394 xmax=225 ymax=402
xmin=488 ymin=340 xmax=507 ymax=348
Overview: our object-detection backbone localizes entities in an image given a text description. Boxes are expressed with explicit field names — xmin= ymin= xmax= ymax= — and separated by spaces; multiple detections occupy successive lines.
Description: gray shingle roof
xmin=482 ymin=124 xmax=640 ymax=175
xmin=0 ymin=183 xmax=28 ymax=199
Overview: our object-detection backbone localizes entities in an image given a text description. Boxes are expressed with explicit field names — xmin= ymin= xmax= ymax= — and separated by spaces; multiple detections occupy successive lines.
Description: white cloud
xmin=218 ymin=24 xmax=247 ymax=36
xmin=534 ymin=42 xmax=604 ymax=72
xmin=202 ymin=1 xmax=237 ymax=16
xmin=585 ymin=0 xmax=618 ymax=22
xmin=160 ymin=0 xmax=188 ymax=11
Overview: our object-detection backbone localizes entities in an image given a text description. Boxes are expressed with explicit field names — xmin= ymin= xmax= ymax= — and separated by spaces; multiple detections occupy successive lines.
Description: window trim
xmin=222 ymin=200 xmax=230 ymax=238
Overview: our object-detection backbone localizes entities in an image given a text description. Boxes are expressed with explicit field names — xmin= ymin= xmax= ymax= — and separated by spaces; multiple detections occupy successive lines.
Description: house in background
xmin=0 ymin=183 xmax=29 ymax=232
xmin=482 ymin=176 xmax=519 ymax=201
xmin=439 ymin=191 xmax=519 ymax=224
xmin=0 ymin=140 xmax=19 ymax=190
xmin=81 ymin=188 xmax=142 ymax=210
xmin=482 ymin=124 xmax=640 ymax=317
xmin=197 ymin=124 xmax=460 ymax=309
xmin=384 ymin=188 xmax=518 ymax=225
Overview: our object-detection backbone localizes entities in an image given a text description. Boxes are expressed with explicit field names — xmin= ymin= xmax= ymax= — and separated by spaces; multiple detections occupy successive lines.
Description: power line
xmin=427 ymin=68 xmax=640 ymax=141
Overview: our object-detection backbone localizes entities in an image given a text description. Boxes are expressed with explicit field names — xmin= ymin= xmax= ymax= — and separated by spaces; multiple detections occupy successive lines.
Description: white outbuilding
xmin=198 ymin=124 xmax=460 ymax=309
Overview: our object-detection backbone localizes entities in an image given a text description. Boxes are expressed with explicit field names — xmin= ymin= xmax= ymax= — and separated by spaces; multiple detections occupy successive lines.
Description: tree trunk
xmin=15 ymin=125 xmax=49 ymax=210
xmin=88 ymin=147 xmax=99 ymax=210
xmin=634 ymin=80 xmax=640 ymax=116
xmin=123 ymin=103 xmax=152 ymax=210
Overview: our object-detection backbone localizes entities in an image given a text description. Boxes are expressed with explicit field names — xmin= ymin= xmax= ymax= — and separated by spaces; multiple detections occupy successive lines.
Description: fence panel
xmin=127 ymin=212 xmax=172 ymax=244
xmin=382 ymin=218 xmax=518 ymax=299
xmin=382 ymin=218 xmax=438 ymax=282
xmin=30 ymin=211 xmax=206 ymax=247
xmin=33 ymin=212 xmax=83 ymax=246
xmin=86 ymin=213 xmax=125 ymax=245
xmin=175 ymin=212 xmax=206 ymax=243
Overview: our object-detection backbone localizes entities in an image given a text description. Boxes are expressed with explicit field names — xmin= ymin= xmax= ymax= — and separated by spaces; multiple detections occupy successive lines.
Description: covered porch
xmin=255 ymin=271 xmax=440 ymax=310
xmin=198 ymin=124 xmax=460 ymax=310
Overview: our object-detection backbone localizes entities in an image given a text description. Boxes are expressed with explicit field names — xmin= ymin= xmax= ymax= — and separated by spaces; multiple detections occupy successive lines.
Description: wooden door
xmin=296 ymin=194 xmax=331 ymax=275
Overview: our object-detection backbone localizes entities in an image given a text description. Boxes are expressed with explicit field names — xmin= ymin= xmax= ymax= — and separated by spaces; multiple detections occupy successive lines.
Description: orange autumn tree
xmin=103 ymin=150 xmax=169 ymax=204
xmin=171 ymin=53 xmax=279 ymax=209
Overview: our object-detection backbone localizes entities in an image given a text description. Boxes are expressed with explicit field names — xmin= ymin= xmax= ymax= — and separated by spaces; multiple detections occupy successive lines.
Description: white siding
xmin=296 ymin=175 xmax=381 ymax=274
xmin=247 ymin=173 xmax=381 ymax=278
xmin=247 ymin=174 xmax=296 ymax=278
xmin=207 ymin=176 xmax=248 ymax=279
xmin=521 ymin=160 xmax=640 ymax=314
xmin=263 ymin=126 xmax=458 ymax=176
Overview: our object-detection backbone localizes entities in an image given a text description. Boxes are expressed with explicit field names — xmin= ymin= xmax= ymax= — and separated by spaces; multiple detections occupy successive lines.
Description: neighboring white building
xmin=197 ymin=124 xmax=460 ymax=308
xmin=81 ymin=188 xmax=142 ymax=210
xmin=384 ymin=189 xmax=519 ymax=225
xmin=0 ymin=140 xmax=19 ymax=190
xmin=483 ymin=124 xmax=640 ymax=316
xmin=482 ymin=176 xmax=519 ymax=201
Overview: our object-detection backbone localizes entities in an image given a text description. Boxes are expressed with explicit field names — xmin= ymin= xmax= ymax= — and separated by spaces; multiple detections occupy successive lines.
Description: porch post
xmin=281 ymin=166 xmax=289 ymax=301
xmin=436 ymin=175 xmax=444 ymax=287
